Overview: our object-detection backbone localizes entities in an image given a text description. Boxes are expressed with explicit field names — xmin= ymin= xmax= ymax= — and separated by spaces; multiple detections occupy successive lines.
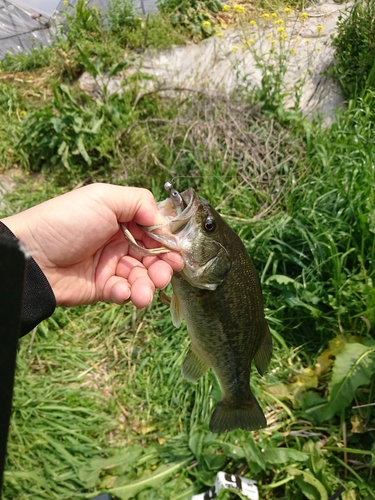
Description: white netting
xmin=0 ymin=0 xmax=53 ymax=58
xmin=0 ymin=0 xmax=153 ymax=59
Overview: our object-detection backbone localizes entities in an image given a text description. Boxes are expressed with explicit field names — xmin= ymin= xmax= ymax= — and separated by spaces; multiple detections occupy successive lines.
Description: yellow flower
xmin=232 ymin=45 xmax=239 ymax=51
xmin=217 ymin=32 xmax=224 ymax=38
xmin=202 ymin=21 xmax=211 ymax=28
xmin=20 ymin=110 xmax=27 ymax=116
xmin=277 ymin=26 xmax=285 ymax=32
xmin=253 ymin=33 xmax=258 ymax=38
xmin=284 ymin=7 xmax=292 ymax=13
xmin=246 ymin=38 xmax=255 ymax=44
xmin=266 ymin=33 xmax=272 ymax=38
xmin=279 ymin=32 xmax=287 ymax=39
xmin=274 ymin=19 xmax=283 ymax=25
xmin=249 ymin=20 xmax=256 ymax=26
xmin=63 ymin=0 xmax=68 ymax=4
xmin=262 ymin=13 xmax=270 ymax=19
xmin=270 ymin=39 xmax=276 ymax=45
xmin=316 ymin=24 xmax=323 ymax=32
xmin=301 ymin=12 xmax=308 ymax=19
xmin=290 ymin=48 xmax=297 ymax=55
xmin=271 ymin=12 xmax=277 ymax=18
xmin=233 ymin=4 xmax=245 ymax=13
xmin=316 ymin=47 xmax=322 ymax=51
xmin=305 ymin=39 xmax=310 ymax=43
xmin=222 ymin=4 xmax=230 ymax=11
xmin=294 ymin=36 xmax=299 ymax=43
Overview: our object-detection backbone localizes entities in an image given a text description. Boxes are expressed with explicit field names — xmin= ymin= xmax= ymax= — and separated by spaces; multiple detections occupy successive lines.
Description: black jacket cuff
xmin=0 ymin=222 xmax=56 ymax=337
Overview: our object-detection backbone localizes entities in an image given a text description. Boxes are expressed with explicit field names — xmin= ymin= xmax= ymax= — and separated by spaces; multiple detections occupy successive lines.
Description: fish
xmin=121 ymin=184 xmax=272 ymax=433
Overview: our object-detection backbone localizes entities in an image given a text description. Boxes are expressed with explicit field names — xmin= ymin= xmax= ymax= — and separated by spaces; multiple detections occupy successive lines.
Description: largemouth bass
xmin=122 ymin=185 xmax=272 ymax=433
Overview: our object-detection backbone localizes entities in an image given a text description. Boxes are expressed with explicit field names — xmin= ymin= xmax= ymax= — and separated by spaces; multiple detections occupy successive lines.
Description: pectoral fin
xmin=254 ymin=323 xmax=273 ymax=376
xmin=170 ymin=293 xmax=183 ymax=328
xmin=182 ymin=346 xmax=209 ymax=382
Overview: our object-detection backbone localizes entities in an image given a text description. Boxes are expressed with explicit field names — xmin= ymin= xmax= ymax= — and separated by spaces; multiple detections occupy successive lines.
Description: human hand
xmin=1 ymin=183 xmax=184 ymax=308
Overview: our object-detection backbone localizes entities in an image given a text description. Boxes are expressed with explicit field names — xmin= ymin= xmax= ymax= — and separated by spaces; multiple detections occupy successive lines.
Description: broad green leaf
xmin=59 ymin=84 xmax=80 ymax=108
xmin=263 ymin=448 xmax=309 ymax=464
xmin=91 ymin=116 xmax=104 ymax=134
xmin=189 ymin=429 xmax=204 ymax=463
xmin=108 ymin=457 xmax=192 ymax=500
xmin=265 ymin=274 xmax=299 ymax=286
xmin=78 ymin=446 xmax=144 ymax=488
xmin=108 ymin=59 xmax=134 ymax=78
xmin=288 ymin=467 xmax=328 ymax=500
xmin=215 ymin=441 xmax=246 ymax=460
xmin=320 ymin=343 xmax=375 ymax=421
xmin=242 ymin=439 xmax=266 ymax=471
xmin=76 ymin=46 xmax=101 ymax=78
xmin=76 ymin=136 xmax=91 ymax=164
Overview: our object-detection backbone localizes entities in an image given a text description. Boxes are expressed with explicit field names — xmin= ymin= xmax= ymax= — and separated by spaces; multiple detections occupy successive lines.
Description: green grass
xmin=2 ymin=0 xmax=375 ymax=499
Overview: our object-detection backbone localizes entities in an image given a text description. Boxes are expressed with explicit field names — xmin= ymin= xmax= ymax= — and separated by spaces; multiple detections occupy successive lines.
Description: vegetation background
xmin=1 ymin=0 xmax=375 ymax=499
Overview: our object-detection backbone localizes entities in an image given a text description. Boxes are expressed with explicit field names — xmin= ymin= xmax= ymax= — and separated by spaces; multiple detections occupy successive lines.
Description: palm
xmin=2 ymin=184 xmax=183 ymax=308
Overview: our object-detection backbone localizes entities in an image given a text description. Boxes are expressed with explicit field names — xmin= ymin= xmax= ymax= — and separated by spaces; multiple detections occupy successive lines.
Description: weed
xmin=158 ymin=0 xmax=222 ymax=40
xmin=331 ymin=0 xmax=375 ymax=99
xmin=1 ymin=46 xmax=53 ymax=73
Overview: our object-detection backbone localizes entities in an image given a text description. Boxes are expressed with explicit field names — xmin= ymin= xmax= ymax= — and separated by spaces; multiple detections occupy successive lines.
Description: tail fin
xmin=209 ymin=393 xmax=266 ymax=433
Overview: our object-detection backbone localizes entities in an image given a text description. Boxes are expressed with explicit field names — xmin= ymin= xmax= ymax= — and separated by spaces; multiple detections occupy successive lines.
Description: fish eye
xmin=204 ymin=217 xmax=216 ymax=232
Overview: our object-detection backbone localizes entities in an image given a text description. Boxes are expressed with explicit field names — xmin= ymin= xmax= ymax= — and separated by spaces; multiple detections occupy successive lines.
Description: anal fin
xmin=182 ymin=346 xmax=209 ymax=382
xmin=254 ymin=323 xmax=273 ymax=376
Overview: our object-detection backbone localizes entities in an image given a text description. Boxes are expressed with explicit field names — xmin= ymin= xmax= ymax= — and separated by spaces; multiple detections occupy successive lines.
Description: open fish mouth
xmin=140 ymin=184 xmax=200 ymax=252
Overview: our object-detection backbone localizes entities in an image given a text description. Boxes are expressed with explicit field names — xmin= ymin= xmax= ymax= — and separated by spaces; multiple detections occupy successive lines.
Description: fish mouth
xmin=141 ymin=187 xmax=199 ymax=251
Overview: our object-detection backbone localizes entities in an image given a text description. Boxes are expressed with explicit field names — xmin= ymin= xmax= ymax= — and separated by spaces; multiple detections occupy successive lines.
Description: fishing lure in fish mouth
xmin=164 ymin=181 xmax=186 ymax=214
xmin=120 ymin=181 xmax=193 ymax=255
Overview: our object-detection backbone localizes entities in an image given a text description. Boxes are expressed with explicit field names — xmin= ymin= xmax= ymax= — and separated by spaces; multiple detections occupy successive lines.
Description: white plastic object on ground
xmin=191 ymin=471 xmax=259 ymax=500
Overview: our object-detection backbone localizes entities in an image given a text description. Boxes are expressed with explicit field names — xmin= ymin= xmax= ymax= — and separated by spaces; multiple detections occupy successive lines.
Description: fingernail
xmin=147 ymin=289 xmax=154 ymax=307
xmin=123 ymin=289 xmax=131 ymax=304
xmin=163 ymin=275 xmax=172 ymax=288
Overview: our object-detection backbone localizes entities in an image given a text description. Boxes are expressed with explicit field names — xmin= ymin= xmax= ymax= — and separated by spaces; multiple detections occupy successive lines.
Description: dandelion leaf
xmin=108 ymin=458 xmax=191 ymax=500
xmin=319 ymin=343 xmax=375 ymax=422
xmin=288 ymin=467 xmax=328 ymax=500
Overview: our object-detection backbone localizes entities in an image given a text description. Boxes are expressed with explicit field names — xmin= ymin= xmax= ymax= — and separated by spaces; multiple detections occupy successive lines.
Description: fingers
xmin=103 ymin=276 xmax=131 ymax=304
xmin=116 ymin=256 xmax=155 ymax=308
xmin=92 ymin=184 xmax=166 ymax=227
xmin=115 ymin=255 xmax=177 ymax=308
xmin=145 ymin=259 xmax=173 ymax=289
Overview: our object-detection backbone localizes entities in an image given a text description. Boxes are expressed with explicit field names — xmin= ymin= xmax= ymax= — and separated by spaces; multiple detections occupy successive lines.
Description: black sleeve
xmin=0 ymin=222 xmax=56 ymax=337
